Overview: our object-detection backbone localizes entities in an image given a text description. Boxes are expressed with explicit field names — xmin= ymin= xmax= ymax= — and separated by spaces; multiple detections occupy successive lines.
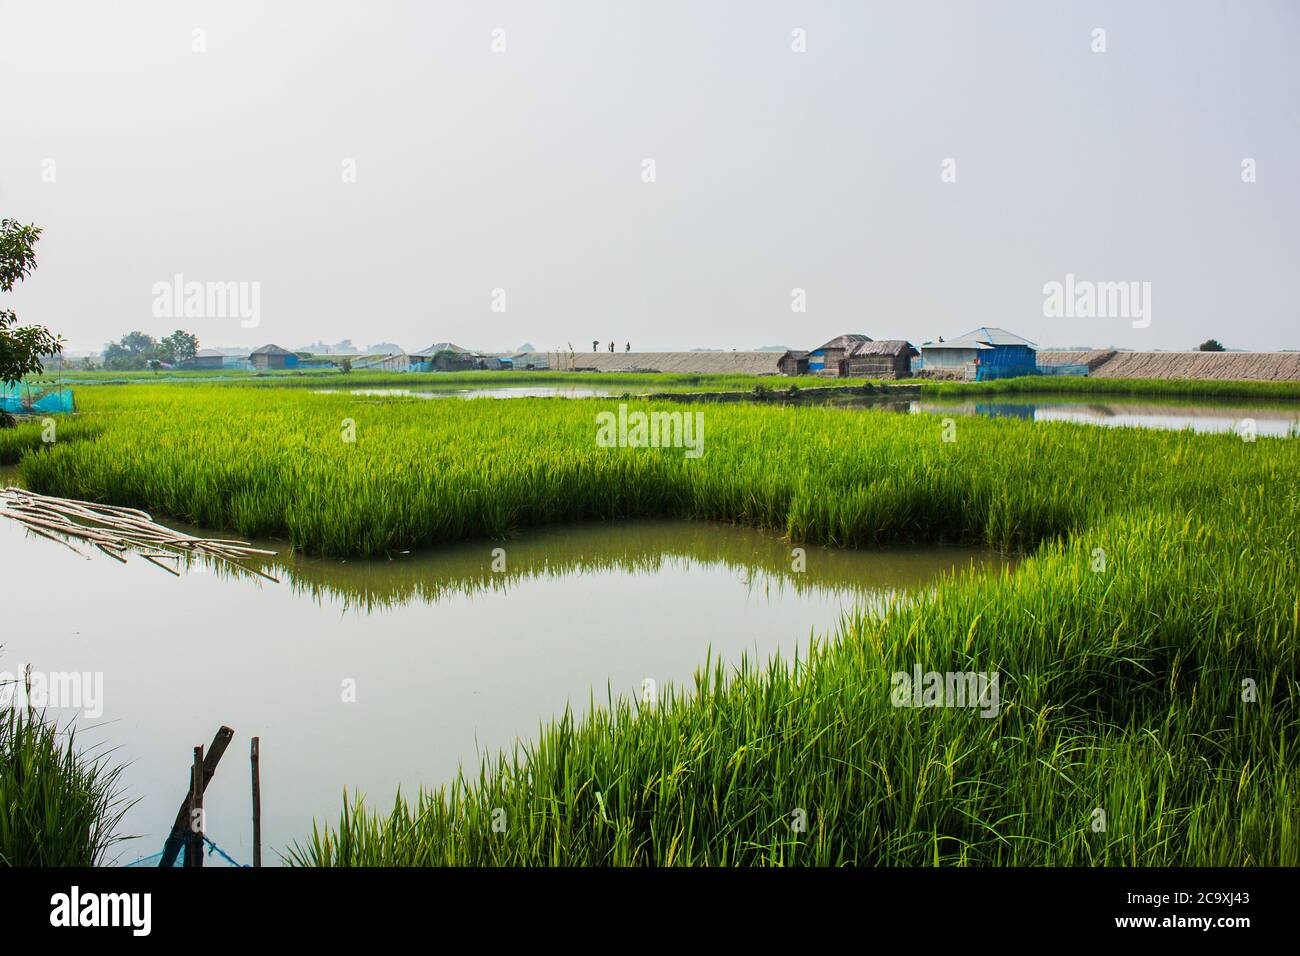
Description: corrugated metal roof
xmin=849 ymin=340 xmax=917 ymax=357
xmin=413 ymin=342 xmax=469 ymax=356
xmin=812 ymin=334 xmax=871 ymax=353
xmin=968 ymin=326 xmax=1036 ymax=347
xmin=924 ymin=327 xmax=1036 ymax=349
xmin=352 ymin=352 xmax=410 ymax=367
xmin=921 ymin=339 xmax=994 ymax=350
xmin=250 ymin=344 xmax=292 ymax=355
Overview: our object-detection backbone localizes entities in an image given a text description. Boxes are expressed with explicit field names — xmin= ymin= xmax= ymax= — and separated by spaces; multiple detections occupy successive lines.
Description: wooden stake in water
xmin=251 ymin=737 xmax=262 ymax=868
xmin=160 ymin=726 xmax=233 ymax=867
xmin=189 ymin=745 xmax=205 ymax=868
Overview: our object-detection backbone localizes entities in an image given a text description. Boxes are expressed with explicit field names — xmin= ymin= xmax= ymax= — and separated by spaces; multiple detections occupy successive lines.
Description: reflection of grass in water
xmin=921 ymin=393 xmax=1300 ymax=419
xmin=179 ymin=520 xmax=1005 ymax=614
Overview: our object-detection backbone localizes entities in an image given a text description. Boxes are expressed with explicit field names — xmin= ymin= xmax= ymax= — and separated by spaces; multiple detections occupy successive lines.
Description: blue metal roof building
xmin=919 ymin=327 xmax=1037 ymax=380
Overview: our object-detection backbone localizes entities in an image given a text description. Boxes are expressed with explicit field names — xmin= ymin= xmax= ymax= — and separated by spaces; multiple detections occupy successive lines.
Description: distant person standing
xmin=592 ymin=340 xmax=598 ymax=352
xmin=625 ymin=342 xmax=630 ymax=352
xmin=609 ymin=341 xmax=615 ymax=353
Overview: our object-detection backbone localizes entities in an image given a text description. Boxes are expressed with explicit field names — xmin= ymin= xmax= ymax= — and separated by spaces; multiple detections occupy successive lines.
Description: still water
xmin=918 ymin=396 xmax=1300 ymax=435
xmin=792 ymin=391 xmax=1300 ymax=436
xmin=0 ymin=497 xmax=1006 ymax=865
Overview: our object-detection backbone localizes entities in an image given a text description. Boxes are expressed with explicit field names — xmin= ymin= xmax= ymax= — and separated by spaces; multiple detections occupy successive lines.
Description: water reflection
xmin=916 ymin=397 xmax=1300 ymax=435
xmin=0 ymin=512 xmax=1007 ymax=864
xmin=243 ymin=520 xmax=1004 ymax=612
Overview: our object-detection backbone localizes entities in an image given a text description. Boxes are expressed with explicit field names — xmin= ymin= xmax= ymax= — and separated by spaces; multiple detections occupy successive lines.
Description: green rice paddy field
xmin=4 ymin=382 xmax=1299 ymax=865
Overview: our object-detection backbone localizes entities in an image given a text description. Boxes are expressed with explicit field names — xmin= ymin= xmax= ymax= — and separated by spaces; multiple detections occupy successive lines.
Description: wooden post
xmin=188 ymin=745 xmax=204 ymax=868
xmin=159 ymin=726 xmax=234 ymax=867
xmin=250 ymin=737 xmax=262 ymax=868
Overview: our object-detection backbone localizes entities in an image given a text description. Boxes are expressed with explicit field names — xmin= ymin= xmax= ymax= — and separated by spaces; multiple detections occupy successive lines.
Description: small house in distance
xmin=411 ymin=343 xmax=477 ymax=371
xmin=919 ymin=327 xmax=1037 ymax=380
xmin=778 ymin=350 xmax=809 ymax=376
xmin=352 ymin=353 xmax=410 ymax=372
xmin=842 ymin=340 xmax=918 ymax=379
xmin=186 ymin=348 xmax=226 ymax=370
xmin=249 ymin=344 xmax=298 ymax=370
xmin=808 ymin=334 xmax=871 ymax=374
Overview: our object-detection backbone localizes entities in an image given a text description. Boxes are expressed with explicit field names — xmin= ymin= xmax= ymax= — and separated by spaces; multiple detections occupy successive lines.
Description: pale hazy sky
xmin=2 ymin=0 xmax=1297 ymax=354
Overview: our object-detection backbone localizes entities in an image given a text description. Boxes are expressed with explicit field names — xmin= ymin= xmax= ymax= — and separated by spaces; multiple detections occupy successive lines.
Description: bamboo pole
xmin=160 ymin=726 xmax=234 ymax=867
xmin=1 ymin=487 xmax=278 ymax=578
xmin=251 ymin=737 xmax=262 ymax=868
xmin=189 ymin=745 xmax=205 ymax=868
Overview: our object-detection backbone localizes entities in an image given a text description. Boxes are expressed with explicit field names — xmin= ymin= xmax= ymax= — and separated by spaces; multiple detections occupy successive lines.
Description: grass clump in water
xmin=0 ymin=673 xmax=133 ymax=867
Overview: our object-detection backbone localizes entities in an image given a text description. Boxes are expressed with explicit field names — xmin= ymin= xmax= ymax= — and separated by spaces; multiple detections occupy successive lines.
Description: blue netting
xmin=124 ymin=835 xmax=249 ymax=868
xmin=974 ymin=364 xmax=1036 ymax=381
xmin=1 ymin=383 xmax=75 ymax=415
xmin=1034 ymin=363 xmax=1090 ymax=377
xmin=975 ymin=363 xmax=1089 ymax=381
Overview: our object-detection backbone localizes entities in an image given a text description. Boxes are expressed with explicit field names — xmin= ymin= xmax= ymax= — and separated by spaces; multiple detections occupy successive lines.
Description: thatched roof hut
xmin=778 ymin=350 xmax=809 ymax=376
xmin=842 ymin=340 xmax=918 ymax=379
xmin=249 ymin=344 xmax=298 ymax=369
xmin=809 ymin=334 xmax=871 ymax=373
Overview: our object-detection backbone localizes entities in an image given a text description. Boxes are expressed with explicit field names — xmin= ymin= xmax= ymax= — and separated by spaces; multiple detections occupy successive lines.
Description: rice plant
xmin=0 ymin=415 xmax=99 ymax=466
xmin=0 ymin=674 xmax=134 ymax=867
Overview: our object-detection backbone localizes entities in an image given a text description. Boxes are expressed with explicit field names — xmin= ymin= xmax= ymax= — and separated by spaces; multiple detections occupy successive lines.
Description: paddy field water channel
xmin=0 ymin=485 xmax=1008 ymax=865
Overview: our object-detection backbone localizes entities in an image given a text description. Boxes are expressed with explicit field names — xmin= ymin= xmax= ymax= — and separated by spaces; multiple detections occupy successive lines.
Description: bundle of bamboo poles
xmin=0 ymin=486 xmax=278 ymax=580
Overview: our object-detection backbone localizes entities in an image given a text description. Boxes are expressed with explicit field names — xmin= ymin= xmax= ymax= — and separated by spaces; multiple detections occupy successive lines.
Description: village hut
xmin=249 ymin=344 xmax=298 ymax=370
xmin=807 ymin=334 xmax=871 ymax=374
xmin=919 ymin=327 xmax=1036 ymax=380
xmin=778 ymin=350 xmax=810 ymax=376
xmin=184 ymin=348 xmax=226 ymax=370
xmin=841 ymin=340 xmax=918 ymax=379
xmin=351 ymin=353 xmax=411 ymax=372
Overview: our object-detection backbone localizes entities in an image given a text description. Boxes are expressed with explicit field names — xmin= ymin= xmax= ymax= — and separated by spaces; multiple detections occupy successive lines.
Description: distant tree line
xmin=102 ymin=330 xmax=199 ymax=370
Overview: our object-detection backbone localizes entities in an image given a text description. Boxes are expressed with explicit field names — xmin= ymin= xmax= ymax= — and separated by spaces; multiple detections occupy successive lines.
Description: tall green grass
xmin=15 ymin=384 xmax=1253 ymax=557
xmin=0 ymin=678 xmax=134 ymax=866
xmin=8 ymin=385 xmax=1299 ymax=865
xmin=0 ymin=415 xmax=100 ymax=466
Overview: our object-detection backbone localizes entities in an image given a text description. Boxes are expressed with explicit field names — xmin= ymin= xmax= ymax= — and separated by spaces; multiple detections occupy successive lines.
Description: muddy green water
xmin=0 ymin=492 xmax=1008 ymax=866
